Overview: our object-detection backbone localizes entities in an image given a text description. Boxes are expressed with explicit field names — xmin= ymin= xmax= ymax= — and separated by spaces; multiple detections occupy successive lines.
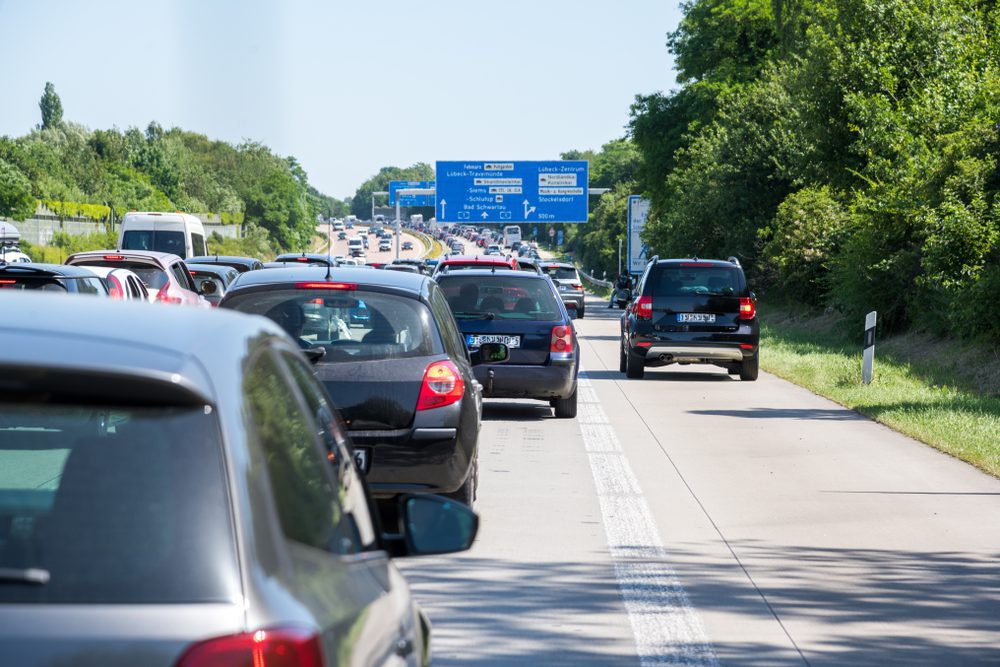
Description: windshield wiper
xmin=0 ymin=567 xmax=50 ymax=585
xmin=454 ymin=312 xmax=495 ymax=320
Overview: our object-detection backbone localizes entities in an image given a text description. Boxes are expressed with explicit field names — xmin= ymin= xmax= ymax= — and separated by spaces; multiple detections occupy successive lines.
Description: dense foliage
xmin=0 ymin=85 xmax=346 ymax=252
xmin=628 ymin=0 xmax=1000 ymax=340
xmin=350 ymin=163 xmax=435 ymax=220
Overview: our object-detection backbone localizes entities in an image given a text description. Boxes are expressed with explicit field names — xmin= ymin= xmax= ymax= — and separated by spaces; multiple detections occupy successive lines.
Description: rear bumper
xmin=355 ymin=428 xmax=474 ymax=498
xmin=642 ymin=345 xmax=745 ymax=363
xmin=473 ymin=361 xmax=576 ymax=399
xmin=558 ymin=293 xmax=585 ymax=309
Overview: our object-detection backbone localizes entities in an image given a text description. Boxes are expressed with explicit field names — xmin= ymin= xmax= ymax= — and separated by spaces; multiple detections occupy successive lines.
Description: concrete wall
xmin=3 ymin=216 xmax=242 ymax=245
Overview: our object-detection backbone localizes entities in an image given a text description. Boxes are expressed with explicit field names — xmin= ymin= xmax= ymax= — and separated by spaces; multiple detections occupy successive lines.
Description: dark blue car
xmin=435 ymin=269 xmax=579 ymax=418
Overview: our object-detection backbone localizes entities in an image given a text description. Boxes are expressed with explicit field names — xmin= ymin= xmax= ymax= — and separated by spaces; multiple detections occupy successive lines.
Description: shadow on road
xmin=581 ymin=369 xmax=734 ymax=382
xmin=481 ymin=401 xmax=553 ymax=422
xmin=688 ymin=407 xmax=865 ymax=421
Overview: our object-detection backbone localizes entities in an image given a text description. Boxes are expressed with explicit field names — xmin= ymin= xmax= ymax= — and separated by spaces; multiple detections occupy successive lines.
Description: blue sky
xmin=0 ymin=0 xmax=684 ymax=198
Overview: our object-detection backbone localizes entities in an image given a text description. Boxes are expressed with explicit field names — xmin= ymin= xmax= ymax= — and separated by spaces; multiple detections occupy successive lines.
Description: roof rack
xmin=727 ymin=256 xmax=741 ymax=266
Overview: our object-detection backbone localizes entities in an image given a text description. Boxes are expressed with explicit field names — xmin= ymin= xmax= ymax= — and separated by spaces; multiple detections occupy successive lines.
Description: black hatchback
xmin=435 ymin=269 xmax=579 ymax=418
xmin=620 ymin=257 xmax=759 ymax=380
xmin=0 ymin=264 xmax=109 ymax=296
xmin=220 ymin=267 xmax=483 ymax=505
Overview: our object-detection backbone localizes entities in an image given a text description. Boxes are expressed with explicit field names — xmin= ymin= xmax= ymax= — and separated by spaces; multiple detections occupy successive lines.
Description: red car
xmin=65 ymin=250 xmax=210 ymax=307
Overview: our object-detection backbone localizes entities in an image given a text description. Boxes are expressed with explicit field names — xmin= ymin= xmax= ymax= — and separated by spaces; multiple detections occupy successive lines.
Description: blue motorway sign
xmin=435 ymin=161 xmax=588 ymax=223
xmin=389 ymin=180 xmax=435 ymax=207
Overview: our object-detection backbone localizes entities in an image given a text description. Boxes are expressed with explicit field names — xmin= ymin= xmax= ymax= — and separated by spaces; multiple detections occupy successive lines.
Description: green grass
xmin=760 ymin=305 xmax=1000 ymax=478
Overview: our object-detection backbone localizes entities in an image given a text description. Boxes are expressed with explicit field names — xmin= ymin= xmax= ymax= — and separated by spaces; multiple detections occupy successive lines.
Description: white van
xmin=118 ymin=212 xmax=207 ymax=260
xmin=347 ymin=237 xmax=365 ymax=257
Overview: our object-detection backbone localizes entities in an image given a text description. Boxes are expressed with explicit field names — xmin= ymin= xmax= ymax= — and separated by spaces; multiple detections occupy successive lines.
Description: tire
xmin=619 ymin=340 xmax=628 ymax=373
xmin=625 ymin=347 xmax=645 ymax=379
xmin=445 ymin=456 xmax=478 ymax=506
xmin=553 ymin=387 xmax=578 ymax=418
xmin=740 ymin=353 xmax=759 ymax=381
xmin=578 ymin=304 xmax=585 ymax=319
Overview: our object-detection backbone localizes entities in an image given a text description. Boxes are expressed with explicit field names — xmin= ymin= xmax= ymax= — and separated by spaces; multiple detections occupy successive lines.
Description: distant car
xmin=540 ymin=262 xmax=586 ymax=318
xmin=332 ymin=220 xmax=345 ymax=230
xmin=64 ymin=250 xmax=208 ymax=307
xmin=620 ymin=257 xmax=759 ymax=380
xmin=432 ymin=255 xmax=517 ymax=279
xmin=437 ymin=269 xmax=579 ymax=418
xmin=220 ymin=267 xmax=483 ymax=506
xmin=185 ymin=255 xmax=264 ymax=273
xmin=0 ymin=292 xmax=477 ymax=667
xmin=379 ymin=239 xmax=392 ymax=252
xmin=186 ymin=263 xmax=240 ymax=306
xmin=273 ymin=253 xmax=338 ymax=267
xmin=515 ymin=257 xmax=542 ymax=273
xmin=385 ymin=264 xmax=420 ymax=274
xmin=338 ymin=231 xmax=348 ymax=240
xmin=402 ymin=241 xmax=414 ymax=250
xmin=82 ymin=266 xmax=150 ymax=302
xmin=0 ymin=263 xmax=109 ymax=296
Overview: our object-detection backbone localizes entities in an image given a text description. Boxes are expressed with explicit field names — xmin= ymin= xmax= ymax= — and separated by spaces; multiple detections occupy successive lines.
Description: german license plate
xmin=677 ymin=313 xmax=716 ymax=323
xmin=466 ymin=334 xmax=521 ymax=348
xmin=559 ymin=284 xmax=568 ymax=291
xmin=352 ymin=447 xmax=372 ymax=474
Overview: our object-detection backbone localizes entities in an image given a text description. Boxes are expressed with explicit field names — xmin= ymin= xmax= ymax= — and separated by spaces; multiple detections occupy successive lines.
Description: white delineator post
xmin=862 ymin=311 xmax=877 ymax=385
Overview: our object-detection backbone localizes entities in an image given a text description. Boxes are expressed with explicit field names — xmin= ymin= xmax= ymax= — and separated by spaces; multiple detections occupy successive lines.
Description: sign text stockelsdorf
xmin=435 ymin=161 xmax=589 ymax=223
xmin=389 ymin=180 xmax=435 ymax=207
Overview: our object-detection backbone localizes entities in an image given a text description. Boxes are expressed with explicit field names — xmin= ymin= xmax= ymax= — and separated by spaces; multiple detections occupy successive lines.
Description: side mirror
xmin=199 ymin=281 xmax=218 ymax=296
xmin=749 ymin=291 xmax=757 ymax=301
xmin=385 ymin=494 xmax=478 ymax=557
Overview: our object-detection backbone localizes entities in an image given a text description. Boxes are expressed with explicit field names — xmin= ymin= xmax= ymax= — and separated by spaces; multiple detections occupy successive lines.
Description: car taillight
xmin=296 ymin=282 xmax=356 ymax=290
xmin=108 ymin=275 xmax=124 ymax=300
xmin=417 ymin=360 xmax=465 ymax=410
xmin=174 ymin=627 xmax=324 ymax=667
xmin=739 ymin=297 xmax=756 ymax=320
xmin=635 ymin=296 xmax=653 ymax=320
xmin=550 ymin=325 xmax=573 ymax=354
xmin=571 ymin=283 xmax=583 ymax=290
xmin=156 ymin=283 xmax=182 ymax=305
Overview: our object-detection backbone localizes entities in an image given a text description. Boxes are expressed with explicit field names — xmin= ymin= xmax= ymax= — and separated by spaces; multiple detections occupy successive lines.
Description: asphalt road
xmin=316 ymin=224 xmax=428 ymax=262
xmin=401 ymin=293 xmax=1000 ymax=666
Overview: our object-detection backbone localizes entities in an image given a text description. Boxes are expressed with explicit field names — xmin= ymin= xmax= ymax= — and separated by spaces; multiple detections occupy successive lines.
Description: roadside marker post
xmin=862 ymin=311 xmax=877 ymax=385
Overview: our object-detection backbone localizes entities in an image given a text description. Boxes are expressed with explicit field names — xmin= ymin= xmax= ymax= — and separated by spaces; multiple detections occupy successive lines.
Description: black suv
xmin=620 ymin=257 xmax=759 ymax=380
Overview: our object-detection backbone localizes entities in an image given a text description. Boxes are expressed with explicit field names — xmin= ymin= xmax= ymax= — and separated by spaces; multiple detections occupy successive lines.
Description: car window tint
xmin=121 ymin=230 xmax=185 ymax=257
xmin=0 ymin=278 xmax=67 ymax=292
xmin=0 ymin=404 xmax=238 ymax=604
xmin=437 ymin=275 xmax=562 ymax=321
xmin=191 ymin=233 xmax=207 ymax=257
xmin=651 ymin=267 xmax=742 ymax=296
xmin=244 ymin=350 xmax=356 ymax=555
xmin=170 ymin=263 xmax=194 ymax=291
xmin=428 ymin=284 xmax=467 ymax=360
xmin=74 ymin=277 xmax=107 ymax=295
xmin=280 ymin=353 xmax=377 ymax=552
xmin=542 ymin=267 xmax=578 ymax=280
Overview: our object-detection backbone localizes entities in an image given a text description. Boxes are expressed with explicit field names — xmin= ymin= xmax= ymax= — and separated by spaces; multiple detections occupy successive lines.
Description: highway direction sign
xmin=389 ymin=180 xmax=435 ymax=207
xmin=627 ymin=196 xmax=651 ymax=274
xmin=435 ymin=161 xmax=589 ymax=223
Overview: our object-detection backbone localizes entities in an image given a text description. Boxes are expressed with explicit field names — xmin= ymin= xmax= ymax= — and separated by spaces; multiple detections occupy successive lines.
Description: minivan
xmin=118 ymin=212 xmax=207 ymax=260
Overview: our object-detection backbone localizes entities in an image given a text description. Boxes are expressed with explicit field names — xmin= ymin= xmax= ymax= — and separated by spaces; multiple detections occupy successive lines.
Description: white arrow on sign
xmin=439 ymin=199 xmax=447 ymax=218
xmin=481 ymin=211 xmax=489 ymax=219
xmin=523 ymin=200 xmax=536 ymax=219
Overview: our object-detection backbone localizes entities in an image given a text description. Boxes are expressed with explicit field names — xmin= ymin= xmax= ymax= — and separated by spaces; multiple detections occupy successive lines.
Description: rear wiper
xmin=454 ymin=312 xmax=496 ymax=320
xmin=0 ymin=567 xmax=50 ymax=585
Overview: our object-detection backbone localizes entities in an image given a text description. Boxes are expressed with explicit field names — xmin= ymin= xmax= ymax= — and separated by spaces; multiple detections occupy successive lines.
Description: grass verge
xmin=760 ymin=304 xmax=1000 ymax=478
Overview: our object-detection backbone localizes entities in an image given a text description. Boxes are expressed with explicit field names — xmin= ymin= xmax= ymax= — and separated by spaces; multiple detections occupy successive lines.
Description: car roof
xmin=187 ymin=255 xmax=261 ymax=266
xmin=435 ymin=268 xmax=549 ymax=280
xmin=441 ymin=255 xmax=512 ymax=264
xmin=186 ymin=264 xmax=238 ymax=276
xmin=0 ymin=292 xmax=287 ymax=405
xmin=540 ymin=261 xmax=574 ymax=269
xmin=0 ymin=263 xmax=101 ymax=278
xmin=655 ymin=258 xmax=743 ymax=268
xmin=66 ymin=249 xmax=181 ymax=266
xmin=227 ymin=265 xmax=428 ymax=294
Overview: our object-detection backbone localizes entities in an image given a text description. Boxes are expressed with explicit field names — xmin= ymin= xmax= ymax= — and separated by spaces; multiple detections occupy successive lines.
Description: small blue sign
xmin=436 ymin=161 xmax=589 ymax=223
xmin=557 ymin=229 xmax=564 ymax=246
xmin=389 ymin=180 xmax=435 ymax=207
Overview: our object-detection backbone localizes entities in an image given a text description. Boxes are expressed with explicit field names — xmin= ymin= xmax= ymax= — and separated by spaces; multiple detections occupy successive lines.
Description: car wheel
xmin=740 ymin=353 xmax=759 ymax=381
xmin=553 ymin=387 xmax=578 ymax=418
xmin=619 ymin=339 xmax=628 ymax=373
xmin=625 ymin=347 xmax=645 ymax=379
xmin=578 ymin=305 xmax=585 ymax=319
xmin=445 ymin=456 xmax=478 ymax=507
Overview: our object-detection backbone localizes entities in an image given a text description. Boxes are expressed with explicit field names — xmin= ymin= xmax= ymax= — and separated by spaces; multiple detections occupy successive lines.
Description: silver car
xmin=541 ymin=262 xmax=586 ymax=318
xmin=0 ymin=293 xmax=477 ymax=666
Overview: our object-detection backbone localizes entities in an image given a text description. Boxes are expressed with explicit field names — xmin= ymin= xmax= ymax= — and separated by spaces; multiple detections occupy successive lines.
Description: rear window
xmin=224 ymin=289 xmax=441 ymax=362
xmin=191 ymin=233 xmax=207 ymax=257
xmin=0 ymin=404 xmax=238 ymax=604
xmin=121 ymin=230 xmax=186 ymax=258
xmin=650 ymin=266 xmax=743 ymax=297
xmin=0 ymin=276 xmax=106 ymax=295
xmin=75 ymin=261 xmax=169 ymax=291
xmin=437 ymin=274 xmax=562 ymax=322
xmin=542 ymin=266 xmax=578 ymax=280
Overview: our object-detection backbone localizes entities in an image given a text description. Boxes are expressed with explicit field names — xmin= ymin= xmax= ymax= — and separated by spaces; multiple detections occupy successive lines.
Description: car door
xmin=258 ymin=348 xmax=422 ymax=666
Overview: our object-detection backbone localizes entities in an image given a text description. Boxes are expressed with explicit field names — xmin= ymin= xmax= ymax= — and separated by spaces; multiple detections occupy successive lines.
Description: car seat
xmin=479 ymin=296 xmax=505 ymax=313
xmin=514 ymin=297 xmax=536 ymax=314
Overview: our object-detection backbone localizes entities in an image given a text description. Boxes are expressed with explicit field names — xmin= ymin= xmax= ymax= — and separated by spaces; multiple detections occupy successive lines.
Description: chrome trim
xmin=411 ymin=428 xmax=458 ymax=441
xmin=644 ymin=346 xmax=744 ymax=362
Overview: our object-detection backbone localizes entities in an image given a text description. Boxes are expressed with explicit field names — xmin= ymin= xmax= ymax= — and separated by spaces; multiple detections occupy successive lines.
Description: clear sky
xmin=0 ymin=0 xmax=684 ymax=199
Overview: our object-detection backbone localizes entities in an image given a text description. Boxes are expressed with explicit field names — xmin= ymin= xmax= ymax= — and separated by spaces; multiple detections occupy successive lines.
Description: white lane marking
xmin=578 ymin=375 xmax=719 ymax=666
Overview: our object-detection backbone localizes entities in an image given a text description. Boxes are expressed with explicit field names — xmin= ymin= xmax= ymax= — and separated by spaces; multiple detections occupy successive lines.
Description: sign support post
xmin=862 ymin=311 xmax=877 ymax=385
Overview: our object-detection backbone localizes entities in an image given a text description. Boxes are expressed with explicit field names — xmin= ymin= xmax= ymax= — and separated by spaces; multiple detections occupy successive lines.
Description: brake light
xmin=174 ymin=627 xmax=324 ymax=667
xmin=739 ymin=297 xmax=756 ymax=320
xmin=296 ymin=257 xmax=310 ymax=262
xmin=0 ymin=280 xmax=15 ymax=284
xmin=103 ymin=255 xmax=125 ymax=261
xmin=635 ymin=296 xmax=653 ymax=320
xmin=417 ymin=360 xmax=465 ymax=410
xmin=550 ymin=325 xmax=573 ymax=354
xmin=156 ymin=283 xmax=182 ymax=305
xmin=295 ymin=282 xmax=356 ymax=290
xmin=108 ymin=275 xmax=124 ymax=300
xmin=571 ymin=283 xmax=583 ymax=290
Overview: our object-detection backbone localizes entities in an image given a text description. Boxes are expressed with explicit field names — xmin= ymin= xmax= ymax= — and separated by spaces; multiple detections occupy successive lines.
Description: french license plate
xmin=677 ymin=313 xmax=716 ymax=323
xmin=352 ymin=448 xmax=372 ymax=474
xmin=466 ymin=334 xmax=521 ymax=348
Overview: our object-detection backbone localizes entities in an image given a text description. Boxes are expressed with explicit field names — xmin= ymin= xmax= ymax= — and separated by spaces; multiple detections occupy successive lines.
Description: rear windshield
xmin=75 ymin=261 xmax=169 ymax=291
xmin=541 ymin=266 xmax=578 ymax=280
xmin=0 ymin=404 xmax=238 ymax=604
xmin=0 ymin=277 xmax=106 ymax=295
xmin=437 ymin=274 xmax=562 ymax=321
xmin=650 ymin=266 xmax=743 ymax=297
xmin=224 ymin=289 xmax=440 ymax=362
xmin=121 ymin=230 xmax=186 ymax=258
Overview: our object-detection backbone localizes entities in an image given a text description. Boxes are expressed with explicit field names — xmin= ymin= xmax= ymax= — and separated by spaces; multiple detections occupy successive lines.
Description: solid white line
xmin=578 ymin=375 xmax=719 ymax=666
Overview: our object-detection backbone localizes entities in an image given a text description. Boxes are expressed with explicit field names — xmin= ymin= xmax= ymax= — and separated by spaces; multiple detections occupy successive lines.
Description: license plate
xmin=352 ymin=448 xmax=372 ymax=474
xmin=559 ymin=285 xmax=568 ymax=291
xmin=677 ymin=313 xmax=716 ymax=323
xmin=466 ymin=334 xmax=521 ymax=348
